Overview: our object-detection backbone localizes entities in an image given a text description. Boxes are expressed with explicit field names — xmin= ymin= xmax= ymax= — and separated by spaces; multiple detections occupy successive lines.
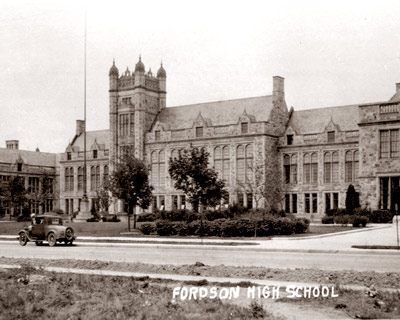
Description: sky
xmin=1 ymin=0 xmax=400 ymax=153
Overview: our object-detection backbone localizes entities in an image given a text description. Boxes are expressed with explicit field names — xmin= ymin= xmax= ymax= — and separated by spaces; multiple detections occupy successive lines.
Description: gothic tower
xmin=108 ymin=56 xmax=167 ymax=170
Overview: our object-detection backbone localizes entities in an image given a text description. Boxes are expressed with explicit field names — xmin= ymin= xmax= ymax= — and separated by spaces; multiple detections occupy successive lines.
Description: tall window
xmin=155 ymin=130 xmax=160 ymax=141
xmin=283 ymin=154 xmax=297 ymax=184
xmin=28 ymin=177 xmax=39 ymax=194
xmin=285 ymin=194 xmax=298 ymax=213
xmin=64 ymin=167 xmax=74 ymax=191
xmin=214 ymin=146 xmax=230 ymax=185
xmin=345 ymin=150 xmax=359 ymax=182
xmin=93 ymin=150 xmax=98 ymax=159
xmin=130 ymin=113 xmax=135 ymax=136
xmin=103 ymin=165 xmax=109 ymax=185
xmin=151 ymin=150 xmax=165 ymax=186
xmin=236 ymin=144 xmax=253 ymax=183
xmin=324 ymin=151 xmax=339 ymax=184
xmin=325 ymin=192 xmax=339 ymax=212
xmin=78 ymin=167 xmax=83 ymax=191
xmin=287 ymin=134 xmax=293 ymax=145
xmin=380 ymin=129 xmax=399 ymax=158
xmin=90 ymin=166 xmax=100 ymax=191
xmin=305 ymin=193 xmax=318 ymax=213
xmin=303 ymin=153 xmax=318 ymax=184
xmin=119 ymin=114 xmax=129 ymax=136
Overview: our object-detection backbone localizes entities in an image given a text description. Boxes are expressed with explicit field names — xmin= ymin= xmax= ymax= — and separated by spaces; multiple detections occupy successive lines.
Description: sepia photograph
xmin=0 ymin=0 xmax=400 ymax=319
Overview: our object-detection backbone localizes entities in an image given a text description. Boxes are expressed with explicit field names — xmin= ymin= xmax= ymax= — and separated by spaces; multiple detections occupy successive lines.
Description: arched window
xmin=65 ymin=167 xmax=74 ymax=191
xmin=324 ymin=152 xmax=339 ymax=183
xmin=90 ymin=166 xmax=100 ymax=191
xmin=291 ymin=154 xmax=298 ymax=184
xmin=304 ymin=153 xmax=318 ymax=184
xmin=214 ymin=146 xmax=230 ymax=185
xmin=345 ymin=150 xmax=359 ymax=182
xmin=236 ymin=144 xmax=253 ymax=183
xmin=283 ymin=154 xmax=298 ymax=184
xmin=151 ymin=150 xmax=165 ymax=186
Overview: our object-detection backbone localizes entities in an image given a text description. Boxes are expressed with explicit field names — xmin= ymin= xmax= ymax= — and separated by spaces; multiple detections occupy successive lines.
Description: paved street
xmin=1 ymin=240 xmax=399 ymax=272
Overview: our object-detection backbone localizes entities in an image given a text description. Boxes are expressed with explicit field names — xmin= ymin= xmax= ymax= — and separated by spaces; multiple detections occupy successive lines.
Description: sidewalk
xmin=2 ymin=224 xmax=399 ymax=254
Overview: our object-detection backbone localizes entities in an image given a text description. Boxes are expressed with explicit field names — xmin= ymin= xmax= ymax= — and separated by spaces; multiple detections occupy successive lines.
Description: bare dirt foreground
xmin=1 ymin=257 xmax=400 ymax=319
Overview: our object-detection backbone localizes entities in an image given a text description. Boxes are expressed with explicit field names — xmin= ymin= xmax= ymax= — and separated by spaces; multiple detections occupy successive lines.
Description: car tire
xmin=19 ymin=232 xmax=28 ymax=246
xmin=47 ymin=232 xmax=56 ymax=247
xmin=65 ymin=227 xmax=74 ymax=242
xmin=35 ymin=241 xmax=43 ymax=246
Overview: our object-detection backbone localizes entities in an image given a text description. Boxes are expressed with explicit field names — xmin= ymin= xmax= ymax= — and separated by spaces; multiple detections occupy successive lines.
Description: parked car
xmin=18 ymin=215 xmax=76 ymax=247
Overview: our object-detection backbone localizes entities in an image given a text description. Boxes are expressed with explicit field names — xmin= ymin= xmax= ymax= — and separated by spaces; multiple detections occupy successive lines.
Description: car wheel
xmin=47 ymin=232 xmax=56 ymax=247
xmin=19 ymin=232 xmax=28 ymax=246
xmin=65 ymin=227 xmax=74 ymax=241
xmin=35 ymin=241 xmax=43 ymax=246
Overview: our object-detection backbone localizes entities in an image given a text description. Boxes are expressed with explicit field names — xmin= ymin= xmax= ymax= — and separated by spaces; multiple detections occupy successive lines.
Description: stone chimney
xmin=396 ymin=83 xmax=400 ymax=93
xmin=273 ymin=76 xmax=285 ymax=100
xmin=6 ymin=140 xmax=19 ymax=150
xmin=76 ymin=120 xmax=85 ymax=137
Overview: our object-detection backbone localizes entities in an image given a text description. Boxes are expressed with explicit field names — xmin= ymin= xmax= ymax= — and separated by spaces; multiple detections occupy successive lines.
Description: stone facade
xmin=0 ymin=141 xmax=59 ymax=216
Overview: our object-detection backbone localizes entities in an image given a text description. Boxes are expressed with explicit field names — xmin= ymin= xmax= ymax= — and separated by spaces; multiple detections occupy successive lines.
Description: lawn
xmin=0 ymin=264 xmax=277 ymax=320
xmin=0 ymin=220 xmax=358 ymax=238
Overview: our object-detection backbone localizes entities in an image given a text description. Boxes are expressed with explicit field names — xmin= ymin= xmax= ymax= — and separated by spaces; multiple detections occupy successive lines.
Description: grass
xmin=0 ymin=264 xmax=280 ymax=320
xmin=278 ymin=286 xmax=400 ymax=319
xmin=0 ymin=220 xmax=357 ymax=239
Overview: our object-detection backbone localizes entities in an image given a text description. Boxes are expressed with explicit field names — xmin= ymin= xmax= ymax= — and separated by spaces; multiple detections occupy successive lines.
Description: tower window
xmin=93 ymin=150 xmax=98 ymax=159
xmin=155 ymin=130 xmax=160 ymax=141
xmin=287 ymin=135 xmax=293 ymax=145
xmin=67 ymin=152 xmax=71 ymax=160
xmin=17 ymin=163 xmax=22 ymax=172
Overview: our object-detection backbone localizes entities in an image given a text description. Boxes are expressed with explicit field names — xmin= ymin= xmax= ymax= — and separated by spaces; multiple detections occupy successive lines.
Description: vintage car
xmin=18 ymin=215 xmax=76 ymax=247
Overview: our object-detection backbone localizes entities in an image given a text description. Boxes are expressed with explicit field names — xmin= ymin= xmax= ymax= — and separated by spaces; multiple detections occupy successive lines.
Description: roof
xmin=289 ymin=104 xmax=360 ymax=134
xmin=71 ymin=130 xmax=110 ymax=151
xmin=157 ymin=96 xmax=274 ymax=130
xmin=0 ymin=148 xmax=57 ymax=167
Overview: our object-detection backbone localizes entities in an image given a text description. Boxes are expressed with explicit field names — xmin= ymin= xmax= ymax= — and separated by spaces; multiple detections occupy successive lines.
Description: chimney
xmin=76 ymin=120 xmax=85 ymax=137
xmin=273 ymin=76 xmax=285 ymax=100
xmin=396 ymin=83 xmax=400 ymax=93
xmin=6 ymin=140 xmax=19 ymax=150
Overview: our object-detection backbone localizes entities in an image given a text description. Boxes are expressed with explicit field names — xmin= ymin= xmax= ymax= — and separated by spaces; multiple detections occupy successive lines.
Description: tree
xmin=95 ymin=184 xmax=112 ymax=214
xmin=0 ymin=176 xmax=27 ymax=220
xmin=346 ymin=184 xmax=360 ymax=213
xmin=107 ymin=154 xmax=153 ymax=231
xmin=28 ymin=173 xmax=54 ymax=214
xmin=236 ymin=160 xmax=284 ymax=216
xmin=169 ymin=148 xmax=226 ymax=212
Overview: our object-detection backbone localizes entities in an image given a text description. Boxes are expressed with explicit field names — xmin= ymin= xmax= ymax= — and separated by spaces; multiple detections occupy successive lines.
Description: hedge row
xmin=140 ymin=217 xmax=310 ymax=237
xmin=323 ymin=208 xmax=393 ymax=224
xmin=321 ymin=215 xmax=368 ymax=227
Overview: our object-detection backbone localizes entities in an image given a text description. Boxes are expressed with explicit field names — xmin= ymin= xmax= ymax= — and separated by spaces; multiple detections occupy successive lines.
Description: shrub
xmin=139 ymin=223 xmax=155 ymax=235
xmin=368 ymin=210 xmax=394 ymax=223
xmin=174 ymin=222 xmax=189 ymax=236
xmin=325 ymin=209 xmax=338 ymax=217
xmin=294 ymin=218 xmax=310 ymax=233
xmin=321 ymin=215 xmax=334 ymax=224
xmin=155 ymin=220 xmax=176 ymax=236
xmin=352 ymin=215 xmax=368 ymax=227
xmin=204 ymin=209 xmax=233 ymax=221
xmin=227 ymin=203 xmax=247 ymax=216
xmin=207 ymin=220 xmax=223 ymax=236
xmin=334 ymin=215 xmax=354 ymax=225
xmin=137 ymin=213 xmax=158 ymax=222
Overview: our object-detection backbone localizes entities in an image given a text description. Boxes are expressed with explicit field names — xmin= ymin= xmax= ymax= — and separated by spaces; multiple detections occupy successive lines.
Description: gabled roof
xmin=289 ymin=104 xmax=359 ymax=134
xmin=0 ymin=148 xmax=57 ymax=167
xmin=71 ymin=130 xmax=109 ymax=151
xmin=156 ymin=96 xmax=274 ymax=130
